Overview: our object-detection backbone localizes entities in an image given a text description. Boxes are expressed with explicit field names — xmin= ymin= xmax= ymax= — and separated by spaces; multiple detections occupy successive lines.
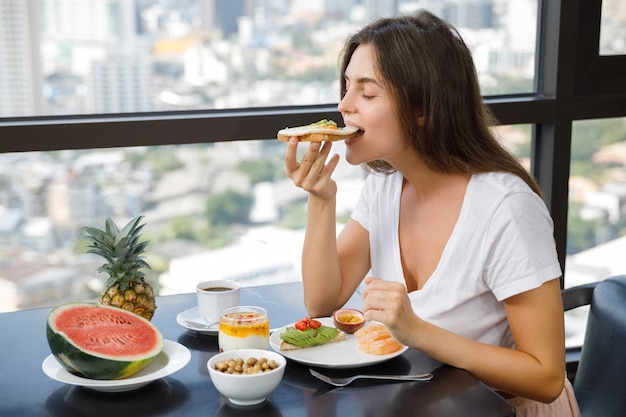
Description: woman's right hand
xmin=285 ymin=137 xmax=340 ymax=200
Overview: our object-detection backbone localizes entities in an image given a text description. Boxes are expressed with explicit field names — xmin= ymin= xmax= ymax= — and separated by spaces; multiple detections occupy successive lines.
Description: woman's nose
xmin=338 ymin=92 xmax=352 ymax=114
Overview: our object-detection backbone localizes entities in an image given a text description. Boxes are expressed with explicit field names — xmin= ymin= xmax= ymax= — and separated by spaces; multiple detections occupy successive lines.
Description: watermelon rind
xmin=46 ymin=303 xmax=164 ymax=380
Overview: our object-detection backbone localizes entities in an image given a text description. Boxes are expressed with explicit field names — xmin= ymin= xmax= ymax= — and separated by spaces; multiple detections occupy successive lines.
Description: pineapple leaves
xmin=119 ymin=216 xmax=144 ymax=237
xmin=105 ymin=217 xmax=120 ymax=238
xmin=81 ymin=216 xmax=151 ymax=282
xmin=82 ymin=227 xmax=115 ymax=249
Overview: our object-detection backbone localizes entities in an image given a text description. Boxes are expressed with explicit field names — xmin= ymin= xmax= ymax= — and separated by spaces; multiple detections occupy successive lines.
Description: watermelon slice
xmin=46 ymin=303 xmax=164 ymax=380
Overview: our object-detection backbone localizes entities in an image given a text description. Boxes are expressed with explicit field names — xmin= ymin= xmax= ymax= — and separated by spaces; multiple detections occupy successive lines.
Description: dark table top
xmin=0 ymin=282 xmax=515 ymax=417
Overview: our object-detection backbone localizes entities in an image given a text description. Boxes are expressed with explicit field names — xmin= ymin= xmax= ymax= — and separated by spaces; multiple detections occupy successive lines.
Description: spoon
xmin=183 ymin=319 xmax=218 ymax=330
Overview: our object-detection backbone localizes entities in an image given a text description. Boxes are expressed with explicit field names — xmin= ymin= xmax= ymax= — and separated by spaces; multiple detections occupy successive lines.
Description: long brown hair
xmin=339 ymin=11 xmax=543 ymax=197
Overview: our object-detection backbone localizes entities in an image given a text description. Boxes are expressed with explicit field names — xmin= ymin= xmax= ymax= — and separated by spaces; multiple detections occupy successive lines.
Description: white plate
xmin=177 ymin=307 xmax=219 ymax=335
xmin=42 ymin=340 xmax=191 ymax=393
xmin=270 ymin=317 xmax=408 ymax=369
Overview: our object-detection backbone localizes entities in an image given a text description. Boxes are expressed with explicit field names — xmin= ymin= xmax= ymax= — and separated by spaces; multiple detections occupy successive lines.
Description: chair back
xmin=574 ymin=275 xmax=626 ymax=417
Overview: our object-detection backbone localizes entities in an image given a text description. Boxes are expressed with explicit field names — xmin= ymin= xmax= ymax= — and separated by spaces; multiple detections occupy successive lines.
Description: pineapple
xmin=82 ymin=215 xmax=157 ymax=320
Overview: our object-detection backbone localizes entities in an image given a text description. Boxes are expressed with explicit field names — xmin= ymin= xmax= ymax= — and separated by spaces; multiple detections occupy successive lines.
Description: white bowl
xmin=207 ymin=349 xmax=286 ymax=406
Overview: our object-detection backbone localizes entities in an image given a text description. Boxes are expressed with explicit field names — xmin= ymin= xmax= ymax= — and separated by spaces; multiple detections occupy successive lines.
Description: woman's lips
xmin=345 ymin=129 xmax=363 ymax=145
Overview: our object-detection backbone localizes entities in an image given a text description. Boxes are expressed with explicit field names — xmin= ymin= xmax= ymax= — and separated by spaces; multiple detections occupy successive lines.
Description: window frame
xmin=1 ymin=0 xmax=625 ymax=286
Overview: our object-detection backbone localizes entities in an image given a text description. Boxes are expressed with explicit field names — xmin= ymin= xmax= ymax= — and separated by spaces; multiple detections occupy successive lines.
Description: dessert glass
xmin=218 ymin=306 xmax=270 ymax=352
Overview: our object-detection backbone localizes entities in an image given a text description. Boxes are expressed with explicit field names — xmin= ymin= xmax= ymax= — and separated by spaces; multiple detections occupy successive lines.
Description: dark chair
xmin=561 ymin=275 xmax=626 ymax=417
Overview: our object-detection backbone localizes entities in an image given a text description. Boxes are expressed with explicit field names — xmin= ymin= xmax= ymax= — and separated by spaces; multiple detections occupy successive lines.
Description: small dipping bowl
xmin=207 ymin=349 xmax=286 ymax=406
xmin=332 ymin=308 xmax=365 ymax=334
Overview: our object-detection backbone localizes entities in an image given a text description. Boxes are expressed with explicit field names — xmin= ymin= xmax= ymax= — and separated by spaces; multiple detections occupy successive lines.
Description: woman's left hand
xmin=360 ymin=276 xmax=419 ymax=346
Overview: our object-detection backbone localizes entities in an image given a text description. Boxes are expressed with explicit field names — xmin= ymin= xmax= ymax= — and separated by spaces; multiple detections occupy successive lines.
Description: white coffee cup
xmin=196 ymin=280 xmax=241 ymax=325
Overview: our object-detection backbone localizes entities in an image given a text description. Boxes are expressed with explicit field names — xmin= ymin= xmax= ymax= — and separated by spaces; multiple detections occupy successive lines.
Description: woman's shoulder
xmin=471 ymin=172 xmax=538 ymax=197
xmin=468 ymin=172 xmax=549 ymax=219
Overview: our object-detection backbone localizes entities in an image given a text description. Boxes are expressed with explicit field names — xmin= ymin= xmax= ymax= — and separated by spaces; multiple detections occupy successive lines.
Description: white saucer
xmin=176 ymin=307 xmax=219 ymax=335
xmin=42 ymin=340 xmax=191 ymax=393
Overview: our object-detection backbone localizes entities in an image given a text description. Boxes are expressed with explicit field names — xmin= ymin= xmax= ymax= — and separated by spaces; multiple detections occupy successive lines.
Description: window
xmin=566 ymin=118 xmax=626 ymax=262
xmin=600 ymin=0 xmax=626 ymax=55
xmin=564 ymin=117 xmax=626 ymax=347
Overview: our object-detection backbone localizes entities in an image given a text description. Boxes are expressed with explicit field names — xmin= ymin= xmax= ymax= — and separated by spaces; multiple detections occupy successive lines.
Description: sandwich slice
xmin=277 ymin=119 xmax=360 ymax=142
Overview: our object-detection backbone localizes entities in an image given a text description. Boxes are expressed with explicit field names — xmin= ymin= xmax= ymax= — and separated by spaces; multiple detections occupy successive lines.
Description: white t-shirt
xmin=351 ymin=171 xmax=562 ymax=348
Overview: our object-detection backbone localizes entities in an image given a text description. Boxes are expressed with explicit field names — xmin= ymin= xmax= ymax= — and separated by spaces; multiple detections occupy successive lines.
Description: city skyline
xmin=1 ymin=0 xmax=541 ymax=118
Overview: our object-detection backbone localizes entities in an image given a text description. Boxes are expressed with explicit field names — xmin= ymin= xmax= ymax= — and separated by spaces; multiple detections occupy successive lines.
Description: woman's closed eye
xmin=345 ymin=85 xmax=376 ymax=100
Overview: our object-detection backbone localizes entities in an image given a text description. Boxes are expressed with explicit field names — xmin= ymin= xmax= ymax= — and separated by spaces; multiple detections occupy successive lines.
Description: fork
xmin=309 ymin=369 xmax=433 ymax=387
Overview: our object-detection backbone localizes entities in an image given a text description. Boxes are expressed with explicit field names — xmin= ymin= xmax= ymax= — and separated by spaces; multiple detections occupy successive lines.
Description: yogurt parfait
xmin=218 ymin=306 xmax=270 ymax=352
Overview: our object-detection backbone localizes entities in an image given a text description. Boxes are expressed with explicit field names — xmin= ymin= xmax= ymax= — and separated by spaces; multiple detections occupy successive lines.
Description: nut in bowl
xmin=332 ymin=308 xmax=365 ymax=334
xmin=207 ymin=349 xmax=286 ymax=406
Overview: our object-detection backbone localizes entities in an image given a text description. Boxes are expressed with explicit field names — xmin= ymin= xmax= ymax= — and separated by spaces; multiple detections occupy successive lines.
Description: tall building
xmin=90 ymin=53 xmax=153 ymax=113
xmin=198 ymin=0 xmax=254 ymax=38
xmin=0 ymin=0 xmax=42 ymax=117
xmin=40 ymin=0 xmax=151 ymax=113
xmin=443 ymin=0 xmax=496 ymax=29
xmin=41 ymin=0 xmax=138 ymax=47
xmin=364 ymin=0 xmax=399 ymax=18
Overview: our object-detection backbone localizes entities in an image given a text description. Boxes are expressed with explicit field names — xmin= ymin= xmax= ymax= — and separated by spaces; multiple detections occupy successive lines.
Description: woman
xmin=284 ymin=11 xmax=579 ymax=417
